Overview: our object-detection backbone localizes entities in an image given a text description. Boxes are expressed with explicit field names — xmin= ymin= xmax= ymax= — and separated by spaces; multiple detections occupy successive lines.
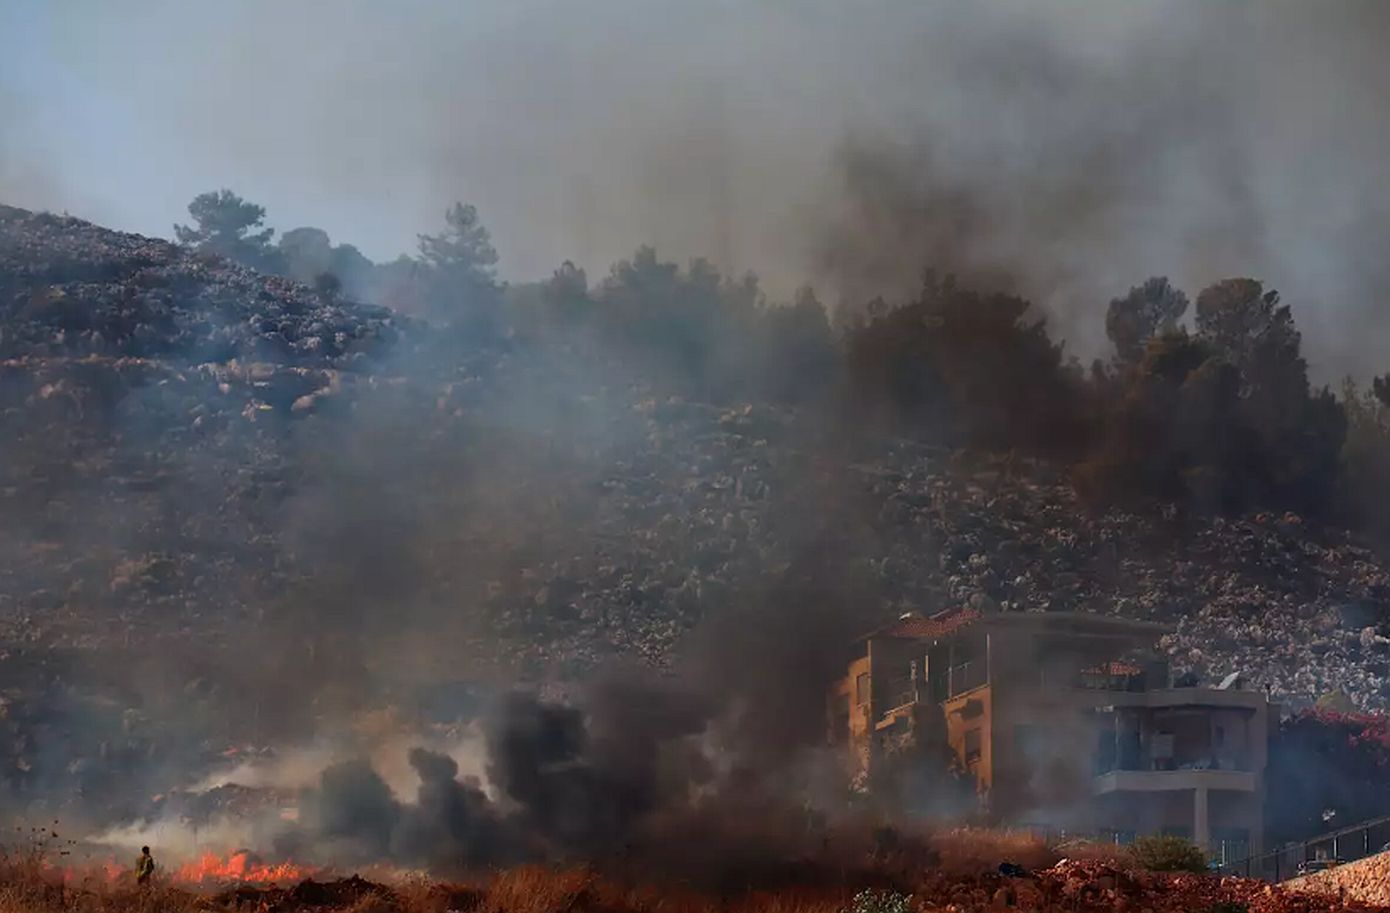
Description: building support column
xmin=1194 ymin=786 xmax=1210 ymax=851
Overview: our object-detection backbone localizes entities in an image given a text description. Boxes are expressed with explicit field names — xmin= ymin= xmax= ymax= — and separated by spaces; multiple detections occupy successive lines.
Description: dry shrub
xmin=1052 ymin=840 xmax=1132 ymax=867
xmin=927 ymin=828 xmax=1057 ymax=874
xmin=0 ymin=825 xmax=1235 ymax=913
xmin=427 ymin=865 xmax=852 ymax=913
xmin=478 ymin=866 xmax=599 ymax=913
xmin=391 ymin=876 xmax=477 ymax=913
xmin=339 ymin=891 xmax=400 ymax=913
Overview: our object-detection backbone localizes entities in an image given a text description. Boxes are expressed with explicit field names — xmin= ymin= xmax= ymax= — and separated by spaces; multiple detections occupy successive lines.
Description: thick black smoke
xmin=265 ymin=535 xmax=875 ymax=877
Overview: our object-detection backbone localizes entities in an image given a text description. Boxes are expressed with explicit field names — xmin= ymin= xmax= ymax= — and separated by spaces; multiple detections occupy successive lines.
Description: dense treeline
xmin=173 ymin=190 xmax=1390 ymax=535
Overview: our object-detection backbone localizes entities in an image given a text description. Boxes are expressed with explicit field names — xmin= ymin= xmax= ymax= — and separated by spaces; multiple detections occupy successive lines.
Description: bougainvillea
xmin=1266 ymin=710 xmax=1390 ymax=846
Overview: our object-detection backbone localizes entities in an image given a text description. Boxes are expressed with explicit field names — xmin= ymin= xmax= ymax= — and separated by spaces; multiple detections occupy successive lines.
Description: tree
xmin=278 ymin=226 xmax=334 ymax=282
xmin=1374 ymin=374 xmax=1390 ymax=408
xmin=1077 ymin=331 xmax=1256 ymax=511
xmin=1191 ymin=279 xmax=1346 ymax=511
xmin=594 ymin=247 xmax=738 ymax=398
xmin=547 ymin=260 xmax=588 ymax=303
xmin=1195 ymin=279 xmax=1308 ymax=430
xmin=1106 ymin=277 xmax=1189 ymax=364
xmin=1341 ymin=378 xmax=1390 ymax=542
xmin=755 ymin=286 xmax=837 ymax=404
xmin=503 ymin=262 xmax=593 ymax=341
xmin=174 ymin=189 xmax=283 ymax=272
xmin=844 ymin=273 xmax=1087 ymax=454
xmin=415 ymin=203 xmax=502 ymax=330
xmin=279 ymin=226 xmax=375 ymax=298
xmin=536 ymin=260 xmax=592 ymax=327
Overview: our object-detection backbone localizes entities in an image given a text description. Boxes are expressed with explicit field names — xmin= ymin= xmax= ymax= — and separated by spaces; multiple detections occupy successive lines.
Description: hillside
xmin=2 ymin=204 xmax=1390 ymax=815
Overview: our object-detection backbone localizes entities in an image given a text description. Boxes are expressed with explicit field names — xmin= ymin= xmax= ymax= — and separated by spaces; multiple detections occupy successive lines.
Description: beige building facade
xmin=829 ymin=609 xmax=1276 ymax=862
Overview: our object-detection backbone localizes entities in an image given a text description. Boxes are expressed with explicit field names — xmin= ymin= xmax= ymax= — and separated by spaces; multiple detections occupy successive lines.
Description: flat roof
xmin=980 ymin=611 xmax=1172 ymax=636
xmin=854 ymin=609 xmax=981 ymax=643
xmin=854 ymin=608 xmax=1172 ymax=644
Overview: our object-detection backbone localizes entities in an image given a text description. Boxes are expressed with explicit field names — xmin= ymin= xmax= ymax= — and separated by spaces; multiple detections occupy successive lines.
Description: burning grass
xmin=0 ymin=828 xmax=1383 ymax=913
xmin=173 ymin=853 xmax=316 ymax=887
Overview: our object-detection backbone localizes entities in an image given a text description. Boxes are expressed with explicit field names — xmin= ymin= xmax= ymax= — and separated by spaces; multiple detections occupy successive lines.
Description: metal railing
xmin=949 ymin=660 xmax=986 ymax=696
xmin=1216 ymin=814 xmax=1390 ymax=881
xmin=880 ymin=686 xmax=916 ymax=712
xmin=1093 ymin=753 xmax=1254 ymax=775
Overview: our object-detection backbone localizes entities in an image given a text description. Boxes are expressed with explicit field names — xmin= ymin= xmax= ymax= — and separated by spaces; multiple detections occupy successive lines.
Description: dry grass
xmin=0 ymin=828 xmax=1161 ymax=913
xmin=927 ymin=827 xmax=1055 ymax=874
xmin=0 ymin=857 xmax=859 ymax=913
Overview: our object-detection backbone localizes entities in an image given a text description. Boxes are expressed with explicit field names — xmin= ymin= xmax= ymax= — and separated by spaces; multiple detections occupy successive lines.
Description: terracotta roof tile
xmin=1084 ymin=660 xmax=1143 ymax=677
xmin=874 ymin=608 xmax=981 ymax=640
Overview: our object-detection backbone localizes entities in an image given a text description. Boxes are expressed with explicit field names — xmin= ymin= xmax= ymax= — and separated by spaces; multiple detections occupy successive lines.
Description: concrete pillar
xmin=1194 ymin=786 xmax=1210 ymax=851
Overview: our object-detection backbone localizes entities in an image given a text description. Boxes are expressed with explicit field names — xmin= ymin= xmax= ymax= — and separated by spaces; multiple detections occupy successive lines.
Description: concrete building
xmin=828 ymin=608 xmax=1277 ymax=862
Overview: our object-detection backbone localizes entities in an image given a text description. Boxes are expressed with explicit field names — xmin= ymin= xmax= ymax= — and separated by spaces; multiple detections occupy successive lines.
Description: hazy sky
xmin=1 ymin=0 xmax=846 ymax=276
xmin=4 ymin=1 xmax=1389 ymax=373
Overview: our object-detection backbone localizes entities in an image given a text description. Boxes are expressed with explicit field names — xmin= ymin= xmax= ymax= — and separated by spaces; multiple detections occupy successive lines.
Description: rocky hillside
xmin=0 ymin=205 xmax=399 ymax=644
xmin=2 ymin=203 xmax=1389 ymax=716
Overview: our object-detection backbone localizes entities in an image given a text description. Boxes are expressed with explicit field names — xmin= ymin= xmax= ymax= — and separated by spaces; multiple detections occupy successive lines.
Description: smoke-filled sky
xmin=3 ymin=0 xmax=1389 ymax=373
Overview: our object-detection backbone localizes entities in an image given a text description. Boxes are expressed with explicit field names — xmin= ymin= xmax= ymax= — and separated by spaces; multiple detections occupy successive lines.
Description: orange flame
xmin=49 ymin=860 xmax=123 ymax=885
xmin=173 ymin=851 xmax=312 ymax=885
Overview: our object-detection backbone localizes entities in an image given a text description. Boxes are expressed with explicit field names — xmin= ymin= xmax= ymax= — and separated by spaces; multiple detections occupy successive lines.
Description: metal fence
xmin=1216 ymin=814 xmax=1390 ymax=881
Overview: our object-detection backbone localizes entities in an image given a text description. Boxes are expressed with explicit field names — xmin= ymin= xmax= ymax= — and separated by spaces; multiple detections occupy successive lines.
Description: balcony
xmin=1095 ymin=744 xmax=1253 ymax=775
xmin=1094 ymin=739 xmax=1256 ymax=793
xmin=1093 ymin=768 xmax=1257 ymax=794
xmin=1090 ymin=688 xmax=1268 ymax=711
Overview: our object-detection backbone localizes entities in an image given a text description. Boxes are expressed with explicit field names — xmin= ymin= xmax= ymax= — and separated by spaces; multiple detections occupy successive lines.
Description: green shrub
xmin=843 ymin=889 xmax=913 ymax=913
xmin=1200 ymin=903 xmax=1249 ymax=913
xmin=1128 ymin=834 xmax=1210 ymax=873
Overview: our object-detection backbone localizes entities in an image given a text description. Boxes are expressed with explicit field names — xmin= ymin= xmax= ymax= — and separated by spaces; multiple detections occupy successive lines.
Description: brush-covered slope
xmin=1 ymin=203 xmax=1388 ymax=718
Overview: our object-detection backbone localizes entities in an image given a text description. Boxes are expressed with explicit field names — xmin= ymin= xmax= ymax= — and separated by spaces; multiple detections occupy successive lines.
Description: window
xmin=1152 ymin=732 xmax=1175 ymax=770
xmin=964 ymin=727 xmax=983 ymax=763
xmin=830 ymin=695 xmax=850 ymax=744
xmin=855 ymin=673 xmax=871 ymax=706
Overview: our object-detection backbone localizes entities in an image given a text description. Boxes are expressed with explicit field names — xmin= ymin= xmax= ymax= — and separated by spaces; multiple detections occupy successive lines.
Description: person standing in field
xmin=135 ymin=846 xmax=155 ymax=886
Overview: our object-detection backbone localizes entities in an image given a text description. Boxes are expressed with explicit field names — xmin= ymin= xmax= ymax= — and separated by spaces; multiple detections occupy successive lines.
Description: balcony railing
xmin=880 ymin=686 xmax=916 ymax=712
xmin=949 ymin=661 xmax=987 ymax=696
xmin=1094 ymin=752 xmax=1252 ymax=775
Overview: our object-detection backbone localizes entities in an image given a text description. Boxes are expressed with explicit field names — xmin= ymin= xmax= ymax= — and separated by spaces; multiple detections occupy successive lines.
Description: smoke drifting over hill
xmin=5 ymin=1 xmax=1390 ymax=373
xmin=5 ymin=0 xmax=1390 ymax=882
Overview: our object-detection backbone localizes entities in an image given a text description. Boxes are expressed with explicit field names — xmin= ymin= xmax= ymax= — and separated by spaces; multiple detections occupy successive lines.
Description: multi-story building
xmin=829 ymin=608 xmax=1277 ymax=862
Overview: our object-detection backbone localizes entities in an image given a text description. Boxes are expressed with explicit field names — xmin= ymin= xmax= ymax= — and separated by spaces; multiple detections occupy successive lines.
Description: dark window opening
xmin=964 ymin=727 xmax=983 ymax=764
